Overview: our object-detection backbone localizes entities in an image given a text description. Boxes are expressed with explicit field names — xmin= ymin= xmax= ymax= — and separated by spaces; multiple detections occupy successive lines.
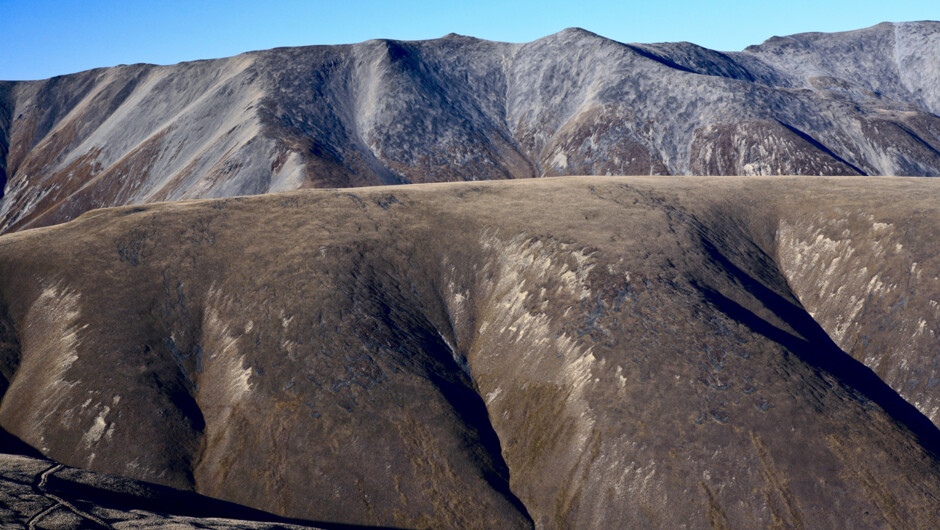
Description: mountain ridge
xmin=2 ymin=21 xmax=940 ymax=234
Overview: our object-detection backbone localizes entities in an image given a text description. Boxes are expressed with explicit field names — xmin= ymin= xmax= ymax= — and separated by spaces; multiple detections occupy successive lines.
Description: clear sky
xmin=2 ymin=0 xmax=938 ymax=80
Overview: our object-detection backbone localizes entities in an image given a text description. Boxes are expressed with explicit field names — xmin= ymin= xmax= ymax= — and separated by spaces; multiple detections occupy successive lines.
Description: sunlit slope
xmin=0 ymin=176 xmax=938 ymax=527
xmin=2 ymin=21 xmax=940 ymax=234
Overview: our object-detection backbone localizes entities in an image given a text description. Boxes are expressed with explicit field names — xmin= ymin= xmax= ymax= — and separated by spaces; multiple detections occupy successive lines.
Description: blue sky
xmin=2 ymin=0 xmax=938 ymax=80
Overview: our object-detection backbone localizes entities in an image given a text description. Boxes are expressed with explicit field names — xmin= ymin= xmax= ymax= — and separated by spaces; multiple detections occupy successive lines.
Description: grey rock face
xmin=2 ymin=22 xmax=940 ymax=233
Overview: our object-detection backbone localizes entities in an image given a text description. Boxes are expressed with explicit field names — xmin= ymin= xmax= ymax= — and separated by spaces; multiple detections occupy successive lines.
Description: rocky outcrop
xmin=2 ymin=22 xmax=940 ymax=233
xmin=1 ymin=176 xmax=938 ymax=527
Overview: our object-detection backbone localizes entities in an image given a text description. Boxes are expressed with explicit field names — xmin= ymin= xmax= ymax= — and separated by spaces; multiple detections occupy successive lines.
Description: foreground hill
xmin=2 ymin=22 xmax=940 ymax=233
xmin=0 ymin=176 xmax=938 ymax=527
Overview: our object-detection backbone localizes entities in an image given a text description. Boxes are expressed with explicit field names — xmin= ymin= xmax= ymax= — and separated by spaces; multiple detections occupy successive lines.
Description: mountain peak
xmin=568 ymin=26 xmax=600 ymax=36
xmin=1 ymin=21 xmax=939 ymax=235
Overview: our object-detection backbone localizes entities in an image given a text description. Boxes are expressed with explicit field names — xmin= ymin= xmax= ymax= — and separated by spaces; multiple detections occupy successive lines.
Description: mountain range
xmin=1 ymin=21 xmax=940 ymax=528
xmin=2 ymin=21 xmax=940 ymax=234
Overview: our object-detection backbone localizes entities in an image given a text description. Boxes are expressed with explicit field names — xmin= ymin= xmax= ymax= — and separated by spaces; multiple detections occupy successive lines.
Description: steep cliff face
xmin=0 ymin=177 xmax=938 ymax=527
xmin=2 ymin=22 xmax=940 ymax=233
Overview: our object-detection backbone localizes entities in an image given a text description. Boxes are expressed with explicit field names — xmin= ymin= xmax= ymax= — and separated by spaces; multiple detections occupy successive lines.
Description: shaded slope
xmin=0 ymin=176 xmax=938 ymax=527
xmin=2 ymin=22 xmax=940 ymax=233
xmin=0 ymin=82 xmax=11 ymax=201
xmin=0 ymin=451 xmax=328 ymax=528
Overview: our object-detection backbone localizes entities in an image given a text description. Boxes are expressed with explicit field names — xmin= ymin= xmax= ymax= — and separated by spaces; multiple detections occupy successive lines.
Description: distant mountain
xmin=1 ymin=21 xmax=940 ymax=233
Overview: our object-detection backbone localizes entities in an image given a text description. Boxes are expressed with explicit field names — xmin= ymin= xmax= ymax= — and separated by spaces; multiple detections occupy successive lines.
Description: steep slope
xmin=775 ymin=183 xmax=940 ymax=425
xmin=2 ymin=22 xmax=940 ymax=233
xmin=740 ymin=21 xmax=940 ymax=115
xmin=0 ymin=57 xmax=274 ymax=233
xmin=0 ymin=176 xmax=938 ymax=527
xmin=0 ymin=82 xmax=12 ymax=201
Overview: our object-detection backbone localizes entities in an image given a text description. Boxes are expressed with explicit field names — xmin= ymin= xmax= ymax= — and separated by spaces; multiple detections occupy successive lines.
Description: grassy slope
xmin=0 ymin=175 xmax=938 ymax=527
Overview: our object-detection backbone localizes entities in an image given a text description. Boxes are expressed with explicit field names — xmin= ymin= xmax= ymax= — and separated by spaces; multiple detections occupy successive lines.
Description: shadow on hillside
xmin=0 ymin=423 xmax=394 ymax=528
xmin=694 ymin=238 xmax=940 ymax=457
